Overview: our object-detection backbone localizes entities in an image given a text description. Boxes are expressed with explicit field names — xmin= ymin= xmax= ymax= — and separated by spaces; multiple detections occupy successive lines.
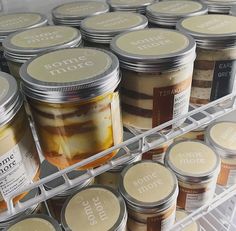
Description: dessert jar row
xmin=0 ymin=12 xmax=48 ymax=73
xmin=19 ymin=47 xmax=123 ymax=169
xmin=0 ymin=72 xmax=40 ymax=211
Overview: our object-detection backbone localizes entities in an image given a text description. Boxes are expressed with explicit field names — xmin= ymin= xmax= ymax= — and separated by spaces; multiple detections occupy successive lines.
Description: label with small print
xmin=0 ymin=128 xmax=39 ymax=200
xmin=152 ymin=77 xmax=191 ymax=127
xmin=210 ymin=60 xmax=236 ymax=101
xmin=0 ymin=47 xmax=10 ymax=73
xmin=217 ymin=162 xmax=236 ymax=186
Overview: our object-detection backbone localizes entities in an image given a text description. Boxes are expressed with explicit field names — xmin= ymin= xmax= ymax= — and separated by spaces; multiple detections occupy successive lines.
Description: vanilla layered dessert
xmin=20 ymin=48 xmax=122 ymax=169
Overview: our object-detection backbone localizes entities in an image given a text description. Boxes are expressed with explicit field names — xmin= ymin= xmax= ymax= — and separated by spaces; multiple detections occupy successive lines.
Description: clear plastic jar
xmin=20 ymin=48 xmax=122 ymax=169
xmin=165 ymin=140 xmax=220 ymax=211
xmin=3 ymin=25 xmax=82 ymax=79
xmin=177 ymin=14 xmax=236 ymax=105
xmin=146 ymin=1 xmax=207 ymax=29
xmin=111 ymin=28 xmax=196 ymax=130
xmin=0 ymin=12 xmax=47 ymax=73
xmin=119 ymin=161 xmax=178 ymax=231
xmin=206 ymin=121 xmax=236 ymax=187
xmin=0 ymin=72 xmax=40 ymax=212
xmin=80 ymin=12 xmax=148 ymax=49
xmin=61 ymin=185 xmax=127 ymax=231
xmin=52 ymin=1 xmax=109 ymax=28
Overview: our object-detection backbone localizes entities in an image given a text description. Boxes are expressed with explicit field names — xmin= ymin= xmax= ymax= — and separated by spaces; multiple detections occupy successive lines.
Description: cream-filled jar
xmin=20 ymin=48 xmax=122 ymax=169
xmin=0 ymin=72 xmax=40 ymax=212
xmin=107 ymin=0 xmax=155 ymax=14
xmin=80 ymin=12 xmax=148 ymax=49
xmin=0 ymin=12 xmax=48 ymax=73
xmin=40 ymin=160 xmax=94 ymax=220
xmin=119 ymin=161 xmax=178 ymax=231
xmin=5 ymin=215 xmax=62 ymax=231
xmin=110 ymin=28 xmax=196 ymax=130
xmin=3 ymin=25 xmax=82 ymax=79
xmin=206 ymin=121 xmax=236 ymax=187
xmin=200 ymin=0 xmax=236 ymax=14
xmin=146 ymin=1 xmax=208 ymax=29
xmin=177 ymin=15 xmax=236 ymax=106
xmin=61 ymin=185 xmax=127 ymax=231
xmin=165 ymin=140 xmax=220 ymax=212
xmin=52 ymin=1 xmax=109 ymax=28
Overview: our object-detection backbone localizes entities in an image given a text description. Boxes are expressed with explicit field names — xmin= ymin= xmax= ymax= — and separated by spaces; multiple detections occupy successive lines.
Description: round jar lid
xmin=52 ymin=1 xmax=109 ymax=26
xmin=165 ymin=140 xmax=220 ymax=183
xmin=200 ymin=0 xmax=236 ymax=13
xmin=80 ymin=12 xmax=148 ymax=44
xmin=0 ymin=72 xmax=22 ymax=126
xmin=40 ymin=160 xmax=92 ymax=197
xmin=6 ymin=215 xmax=62 ymax=231
xmin=107 ymin=0 xmax=155 ymax=13
xmin=206 ymin=121 xmax=236 ymax=157
xmin=0 ymin=12 xmax=48 ymax=41
xmin=20 ymin=47 xmax=120 ymax=103
xmin=119 ymin=161 xmax=178 ymax=212
xmin=110 ymin=28 xmax=196 ymax=72
xmin=61 ymin=185 xmax=127 ymax=231
xmin=146 ymin=1 xmax=207 ymax=27
xmin=177 ymin=14 xmax=236 ymax=49
xmin=3 ymin=26 xmax=82 ymax=63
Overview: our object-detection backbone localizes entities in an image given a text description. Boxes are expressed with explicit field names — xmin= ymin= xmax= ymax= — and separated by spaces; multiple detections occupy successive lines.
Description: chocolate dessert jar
xmin=20 ymin=48 xmax=122 ymax=169
xmin=110 ymin=28 xmax=196 ymax=130
xmin=177 ymin=15 xmax=236 ymax=105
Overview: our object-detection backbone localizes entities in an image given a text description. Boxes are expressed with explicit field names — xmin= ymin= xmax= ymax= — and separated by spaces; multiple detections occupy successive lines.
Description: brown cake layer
xmin=121 ymin=87 xmax=153 ymax=99
xmin=194 ymin=60 xmax=215 ymax=70
xmin=122 ymin=103 xmax=153 ymax=118
xmin=190 ymin=97 xmax=209 ymax=105
xmin=192 ymin=80 xmax=212 ymax=88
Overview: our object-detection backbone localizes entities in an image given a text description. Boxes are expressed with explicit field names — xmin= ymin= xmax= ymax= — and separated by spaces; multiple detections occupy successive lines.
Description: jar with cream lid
xmin=0 ymin=72 xmax=40 ymax=212
xmin=146 ymin=1 xmax=208 ymax=29
xmin=80 ymin=12 xmax=148 ymax=49
xmin=110 ymin=28 xmax=196 ymax=130
xmin=177 ymin=15 xmax=236 ymax=106
xmin=0 ymin=12 xmax=48 ymax=73
xmin=107 ymin=0 xmax=155 ymax=14
xmin=206 ymin=121 xmax=236 ymax=187
xmin=165 ymin=140 xmax=220 ymax=211
xmin=52 ymin=1 xmax=109 ymax=28
xmin=40 ymin=160 xmax=94 ymax=220
xmin=5 ymin=214 xmax=62 ymax=231
xmin=200 ymin=0 xmax=236 ymax=14
xmin=119 ymin=160 xmax=178 ymax=231
xmin=20 ymin=47 xmax=122 ymax=169
xmin=61 ymin=185 xmax=127 ymax=231
xmin=3 ymin=25 xmax=82 ymax=79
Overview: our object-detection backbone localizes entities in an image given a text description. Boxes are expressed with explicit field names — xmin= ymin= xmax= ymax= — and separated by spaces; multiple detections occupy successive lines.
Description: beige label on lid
xmin=0 ymin=77 xmax=9 ymax=100
xmin=123 ymin=162 xmax=175 ymax=203
xmin=181 ymin=15 xmax=236 ymax=34
xmin=175 ymin=210 xmax=199 ymax=231
xmin=0 ymin=13 xmax=41 ymax=31
xmin=169 ymin=141 xmax=217 ymax=175
xmin=149 ymin=1 xmax=202 ymax=14
xmin=8 ymin=218 xmax=56 ymax=231
xmin=115 ymin=29 xmax=189 ymax=56
xmin=110 ymin=0 xmax=153 ymax=6
xmin=210 ymin=122 xmax=236 ymax=150
xmin=27 ymin=48 xmax=112 ymax=83
xmin=55 ymin=2 xmax=108 ymax=16
xmin=10 ymin=26 xmax=78 ymax=48
xmin=65 ymin=188 xmax=120 ymax=231
xmin=83 ymin=12 xmax=144 ymax=31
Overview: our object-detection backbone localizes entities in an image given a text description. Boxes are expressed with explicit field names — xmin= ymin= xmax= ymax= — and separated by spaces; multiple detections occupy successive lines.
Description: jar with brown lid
xmin=3 ymin=25 xmax=82 ymax=80
xmin=80 ymin=12 xmax=148 ymax=49
xmin=165 ymin=140 xmax=220 ymax=211
xmin=200 ymin=0 xmax=236 ymax=14
xmin=52 ymin=1 xmax=109 ymax=28
xmin=0 ymin=12 xmax=48 ymax=73
xmin=146 ymin=1 xmax=208 ymax=29
xmin=20 ymin=47 xmax=122 ymax=169
xmin=0 ymin=72 xmax=40 ymax=212
xmin=177 ymin=15 xmax=236 ymax=106
xmin=110 ymin=28 xmax=196 ymax=131
xmin=119 ymin=161 xmax=178 ymax=231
